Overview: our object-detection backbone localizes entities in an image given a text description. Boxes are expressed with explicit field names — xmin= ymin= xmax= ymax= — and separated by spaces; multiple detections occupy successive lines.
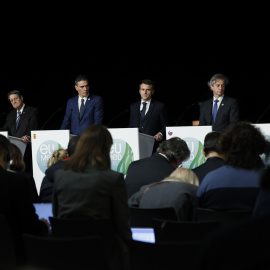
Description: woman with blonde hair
xmin=128 ymin=167 xmax=199 ymax=221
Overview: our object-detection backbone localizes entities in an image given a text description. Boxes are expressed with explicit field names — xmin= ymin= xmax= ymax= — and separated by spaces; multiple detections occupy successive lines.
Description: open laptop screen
xmin=34 ymin=203 xmax=53 ymax=223
xmin=131 ymin=228 xmax=155 ymax=243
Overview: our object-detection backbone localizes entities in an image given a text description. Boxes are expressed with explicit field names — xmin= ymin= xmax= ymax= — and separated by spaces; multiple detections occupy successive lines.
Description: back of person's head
xmin=163 ymin=167 xmax=199 ymax=186
xmin=157 ymin=137 xmax=190 ymax=165
xmin=10 ymin=143 xmax=25 ymax=171
xmin=67 ymin=135 xmax=80 ymax=157
xmin=208 ymin=74 xmax=229 ymax=88
xmin=0 ymin=139 xmax=11 ymax=168
xmin=204 ymin=131 xmax=222 ymax=156
xmin=64 ymin=124 xmax=113 ymax=172
xmin=47 ymin=149 xmax=68 ymax=168
xmin=220 ymin=121 xmax=268 ymax=169
xmin=0 ymin=135 xmax=11 ymax=165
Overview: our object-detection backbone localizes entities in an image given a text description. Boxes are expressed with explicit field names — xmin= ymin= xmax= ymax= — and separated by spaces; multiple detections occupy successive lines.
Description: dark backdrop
xmin=1 ymin=20 xmax=269 ymax=132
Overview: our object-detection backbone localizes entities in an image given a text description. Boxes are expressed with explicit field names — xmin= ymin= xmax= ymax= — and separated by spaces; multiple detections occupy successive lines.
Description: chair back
xmin=152 ymin=218 xmax=221 ymax=242
xmin=0 ymin=215 xmax=16 ymax=270
xmin=128 ymin=206 xmax=178 ymax=227
xmin=196 ymin=208 xmax=253 ymax=223
xmin=22 ymin=234 xmax=112 ymax=270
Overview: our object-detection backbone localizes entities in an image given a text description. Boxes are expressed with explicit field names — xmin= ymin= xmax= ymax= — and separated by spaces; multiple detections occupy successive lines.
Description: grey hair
xmin=7 ymin=90 xmax=22 ymax=101
xmin=207 ymin=74 xmax=229 ymax=89
xmin=157 ymin=137 xmax=190 ymax=164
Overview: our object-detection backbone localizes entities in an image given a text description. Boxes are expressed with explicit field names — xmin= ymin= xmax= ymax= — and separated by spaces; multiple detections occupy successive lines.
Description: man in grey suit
xmin=199 ymin=74 xmax=239 ymax=133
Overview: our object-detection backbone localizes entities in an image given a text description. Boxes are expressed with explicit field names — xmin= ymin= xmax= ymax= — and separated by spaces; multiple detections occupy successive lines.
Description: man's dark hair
xmin=67 ymin=135 xmax=80 ymax=156
xmin=204 ymin=131 xmax=222 ymax=156
xmin=157 ymin=137 xmax=190 ymax=164
xmin=7 ymin=90 xmax=22 ymax=101
xmin=75 ymin=75 xmax=89 ymax=86
xmin=139 ymin=79 xmax=155 ymax=90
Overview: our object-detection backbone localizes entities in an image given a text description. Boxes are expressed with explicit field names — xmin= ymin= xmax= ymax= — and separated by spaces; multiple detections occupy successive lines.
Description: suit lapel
xmin=141 ymin=100 xmax=155 ymax=126
xmin=16 ymin=106 xmax=28 ymax=131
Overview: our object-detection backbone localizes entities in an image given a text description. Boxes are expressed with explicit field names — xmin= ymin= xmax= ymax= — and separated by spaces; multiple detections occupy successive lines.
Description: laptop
xmin=34 ymin=203 xmax=53 ymax=224
xmin=131 ymin=228 xmax=155 ymax=243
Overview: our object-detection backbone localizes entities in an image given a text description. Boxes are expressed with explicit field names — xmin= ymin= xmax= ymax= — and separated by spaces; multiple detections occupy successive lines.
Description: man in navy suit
xmin=199 ymin=74 xmax=239 ymax=133
xmin=60 ymin=75 xmax=104 ymax=135
xmin=128 ymin=79 xmax=169 ymax=149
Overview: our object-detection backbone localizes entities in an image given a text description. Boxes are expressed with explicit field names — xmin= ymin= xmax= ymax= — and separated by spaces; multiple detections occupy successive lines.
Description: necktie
xmin=16 ymin=111 xmax=21 ymax=129
xmin=213 ymin=99 xmax=219 ymax=123
xmin=80 ymin=99 xmax=85 ymax=118
xmin=141 ymin=102 xmax=147 ymax=119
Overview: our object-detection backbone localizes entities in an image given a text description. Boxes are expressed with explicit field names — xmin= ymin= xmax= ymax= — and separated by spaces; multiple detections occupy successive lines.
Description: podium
xmin=166 ymin=126 xmax=212 ymax=169
xmin=0 ymin=132 xmax=27 ymax=156
xmin=31 ymin=130 xmax=70 ymax=195
xmin=30 ymin=128 xmax=155 ymax=195
xmin=108 ymin=128 xmax=155 ymax=175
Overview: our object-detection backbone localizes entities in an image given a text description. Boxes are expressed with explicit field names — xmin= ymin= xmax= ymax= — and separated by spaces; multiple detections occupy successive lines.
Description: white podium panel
xmin=31 ymin=130 xmax=70 ymax=195
xmin=108 ymin=128 xmax=154 ymax=175
xmin=0 ymin=131 xmax=8 ymax=137
xmin=254 ymin=124 xmax=270 ymax=166
xmin=166 ymin=126 xmax=212 ymax=169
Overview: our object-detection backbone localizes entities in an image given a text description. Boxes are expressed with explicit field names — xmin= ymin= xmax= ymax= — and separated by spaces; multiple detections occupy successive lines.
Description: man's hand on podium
xmin=21 ymin=135 xmax=30 ymax=143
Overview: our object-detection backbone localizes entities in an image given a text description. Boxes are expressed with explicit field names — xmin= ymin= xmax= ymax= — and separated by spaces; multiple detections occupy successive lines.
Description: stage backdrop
xmin=166 ymin=126 xmax=212 ymax=169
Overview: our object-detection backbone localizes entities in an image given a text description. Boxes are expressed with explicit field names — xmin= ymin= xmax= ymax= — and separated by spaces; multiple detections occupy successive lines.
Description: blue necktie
xmin=16 ymin=111 xmax=21 ymax=129
xmin=213 ymin=99 xmax=219 ymax=123
xmin=141 ymin=102 xmax=147 ymax=119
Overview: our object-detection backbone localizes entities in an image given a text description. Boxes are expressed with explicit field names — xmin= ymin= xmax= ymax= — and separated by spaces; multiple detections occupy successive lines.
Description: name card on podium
xmin=31 ymin=130 xmax=70 ymax=195
xmin=166 ymin=126 xmax=212 ymax=169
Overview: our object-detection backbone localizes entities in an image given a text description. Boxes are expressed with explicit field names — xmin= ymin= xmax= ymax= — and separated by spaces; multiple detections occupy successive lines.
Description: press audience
xmin=192 ymin=131 xmax=224 ymax=184
xmin=125 ymin=137 xmax=191 ymax=198
xmin=0 ymin=135 xmax=49 ymax=267
xmin=53 ymin=124 xmax=131 ymax=269
xmin=9 ymin=143 xmax=39 ymax=203
xmin=195 ymin=121 xmax=269 ymax=213
xmin=39 ymin=135 xmax=80 ymax=203
xmin=129 ymin=168 xmax=199 ymax=221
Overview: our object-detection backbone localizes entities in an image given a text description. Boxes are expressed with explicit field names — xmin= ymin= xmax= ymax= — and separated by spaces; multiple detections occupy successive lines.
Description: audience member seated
xmin=39 ymin=135 xmax=80 ymax=203
xmin=128 ymin=168 xmax=199 ymax=221
xmin=192 ymin=131 xmax=224 ymax=184
xmin=0 ymin=135 xmax=49 ymax=267
xmin=39 ymin=149 xmax=68 ymax=202
xmin=253 ymin=166 xmax=270 ymax=218
xmin=9 ymin=143 xmax=39 ymax=203
xmin=195 ymin=121 xmax=270 ymax=214
xmin=53 ymin=124 xmax=132 ymax=269
xmin=125 ymin=137 xmax=191 ymax=199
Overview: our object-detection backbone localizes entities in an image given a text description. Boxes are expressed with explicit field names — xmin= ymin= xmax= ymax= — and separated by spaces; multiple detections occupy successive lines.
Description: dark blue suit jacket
xmin=128 ymin=100 xmax=168 ymax=136
xmin=60 ymin=94 xmax=104 ymax=135
xmin=199 ymin=95 xmax=239 ymax=133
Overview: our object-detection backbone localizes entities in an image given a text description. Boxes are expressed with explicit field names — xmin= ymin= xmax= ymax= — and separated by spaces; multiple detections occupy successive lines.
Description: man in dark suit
xmin=60 ymin=75 xmax=104 ymax=135
xmin=199 ymin=74 xmax=239 ymax=133
xmin=0 ymin=90 xmax=39 ymax=143
xmin=0 ymin=135 xmax=49 ymax=266
xmin=0 ymin=90 xmax=39 ymax=173
xmin=128 ymin=79 xmax=169 ymax=150
xmin=125 ymin=137 xmax=191 ymax=198
xmin=192 ymin=131 xmax=224 ymax=184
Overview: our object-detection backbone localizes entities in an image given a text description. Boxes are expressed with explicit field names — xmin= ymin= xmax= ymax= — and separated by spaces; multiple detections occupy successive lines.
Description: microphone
xmin=106 ymin=109 xmax=129 ymax=127
xmin=40 ymin=108 xmax=63 ymax=130
xmin=256 ymin=105 xmax=270 ymax=123
xmin=175 ymin=103 xmax=197 ymax=126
